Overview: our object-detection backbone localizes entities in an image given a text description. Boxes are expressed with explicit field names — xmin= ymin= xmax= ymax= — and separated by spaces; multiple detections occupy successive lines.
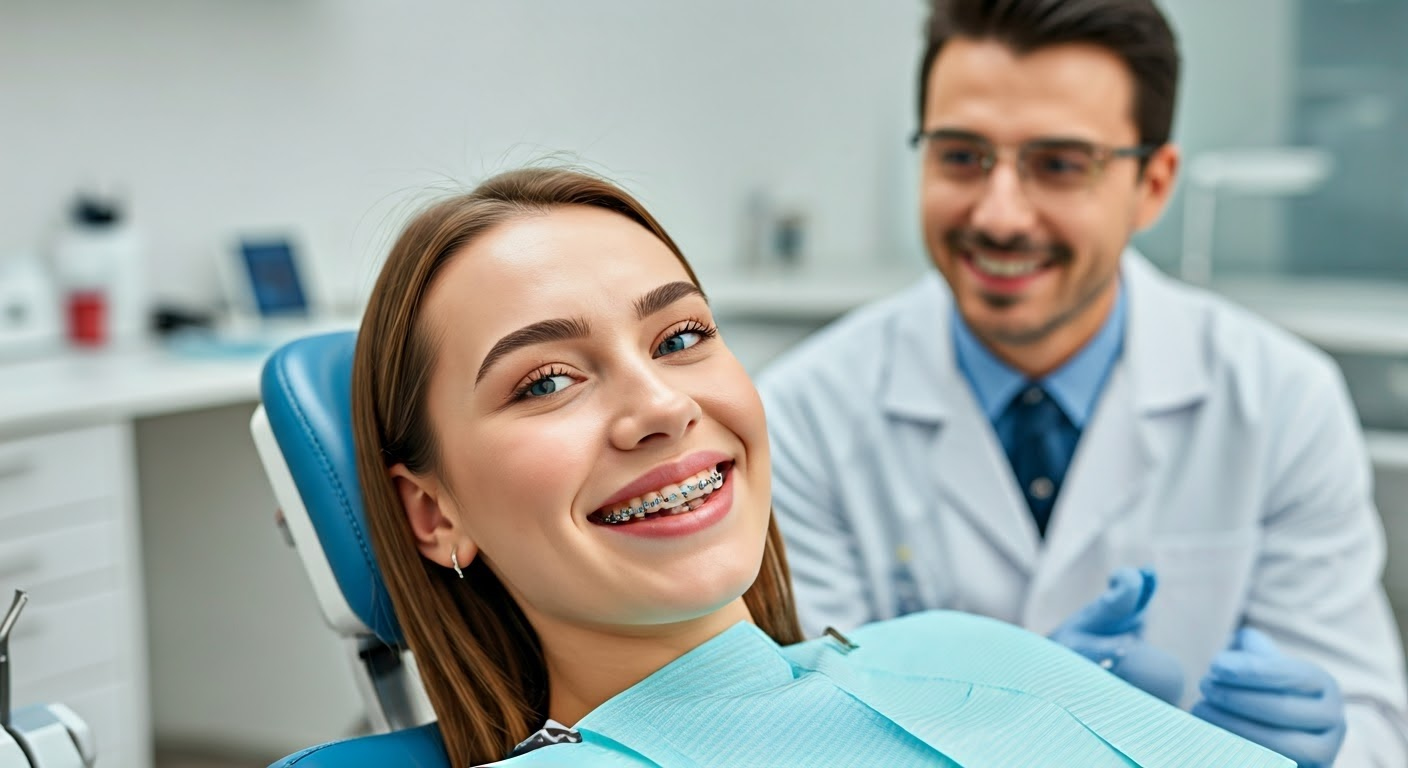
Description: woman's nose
xmin=609 ymin=368 xmax=702 ymax=451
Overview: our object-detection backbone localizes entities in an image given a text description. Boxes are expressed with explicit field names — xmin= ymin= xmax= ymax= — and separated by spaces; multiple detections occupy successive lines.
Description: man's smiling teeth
xmin=600 ymin=467 xmax=725 ymax=524
xmin=972 ymin=252 xmax=1045 ymax=278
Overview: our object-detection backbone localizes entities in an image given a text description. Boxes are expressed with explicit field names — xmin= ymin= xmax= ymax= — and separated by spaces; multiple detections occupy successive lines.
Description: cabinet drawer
xmin=0 ymin=519 xmax=121 ymax=597
xmin=8 ymin=590 xmax=122 ymax=689
xmin=0 ymin=424 xmax=126 ymax=519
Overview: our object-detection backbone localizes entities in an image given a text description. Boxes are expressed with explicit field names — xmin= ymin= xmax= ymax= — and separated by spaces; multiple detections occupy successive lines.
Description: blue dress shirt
xmin=952 ymin=285 xmax=1128 ymax=499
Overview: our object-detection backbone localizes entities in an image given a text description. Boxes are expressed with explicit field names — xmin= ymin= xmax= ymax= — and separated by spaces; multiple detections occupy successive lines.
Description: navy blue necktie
xmin=1005 ymin=385 xmax=1073 ymax=538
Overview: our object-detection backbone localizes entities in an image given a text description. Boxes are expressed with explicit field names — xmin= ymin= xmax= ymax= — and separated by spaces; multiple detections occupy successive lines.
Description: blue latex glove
xmin=1192 ymin=627 xmax=1346 ymax=768
xmin=1049 ymin=566 xmax=1185 ymax=705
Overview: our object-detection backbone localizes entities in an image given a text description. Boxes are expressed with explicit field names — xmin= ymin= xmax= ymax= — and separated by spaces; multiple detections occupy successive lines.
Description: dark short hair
xmin=917 ymin=0 xmax=1181 ymax=147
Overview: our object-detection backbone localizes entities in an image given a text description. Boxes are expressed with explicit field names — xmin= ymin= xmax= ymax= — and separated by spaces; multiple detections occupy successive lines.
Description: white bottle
xmin=0 ymin=253 xmax=61 ymax=359
xmin=51 ymin=194 xmax=146 ymax=348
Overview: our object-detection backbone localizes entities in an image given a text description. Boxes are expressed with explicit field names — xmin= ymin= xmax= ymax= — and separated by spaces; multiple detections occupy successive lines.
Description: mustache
xmin=945 ymin=229 xmax=1074 ymax=264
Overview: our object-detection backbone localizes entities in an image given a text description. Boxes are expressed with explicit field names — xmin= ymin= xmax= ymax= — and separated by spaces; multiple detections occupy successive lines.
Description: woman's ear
xmin=389 ymin=463 xmax=479 ymax=569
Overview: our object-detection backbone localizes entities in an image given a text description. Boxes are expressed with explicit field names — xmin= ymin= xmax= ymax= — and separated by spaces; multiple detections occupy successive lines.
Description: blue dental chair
xmin=250 ymin=331 xmax=453 ymax=768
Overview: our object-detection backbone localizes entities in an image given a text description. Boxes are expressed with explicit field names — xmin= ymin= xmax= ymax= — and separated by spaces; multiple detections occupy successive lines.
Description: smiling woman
xmin=349 ymin=167 xmax=1293 ymax=768
xmin=351 ymin=167 xmax=799 ymax=764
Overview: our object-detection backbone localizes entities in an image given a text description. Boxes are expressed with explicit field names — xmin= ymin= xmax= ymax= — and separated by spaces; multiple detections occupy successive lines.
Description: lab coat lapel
xmin=880 ymin=275 xmax=1040 ymax=576
xmin=1025 ymin=253 xmax=1211 ymax=628
xmin=1027 ymin=361 xmax=1153 ymax=622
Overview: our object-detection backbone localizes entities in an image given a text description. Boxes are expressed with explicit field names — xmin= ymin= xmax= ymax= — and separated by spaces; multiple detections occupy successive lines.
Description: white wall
xmin=1136 ymin=0 xmax=1299 ymax=275
xmin=0 ymin=0 xmax=927 ymax=313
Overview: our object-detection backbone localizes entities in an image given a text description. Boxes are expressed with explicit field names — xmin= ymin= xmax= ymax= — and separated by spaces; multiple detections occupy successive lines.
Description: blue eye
xmin=656 ymin=332 xmax=699 ymax=357
xmin=520 ymin=373 xmax=576 ymax=399
xmin=654 ymin=323 xmax=716 ymax=358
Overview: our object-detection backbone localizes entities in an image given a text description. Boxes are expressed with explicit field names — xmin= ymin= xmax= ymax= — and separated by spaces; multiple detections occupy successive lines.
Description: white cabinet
xmin=0 ymin=422 xmax=150 ymax=768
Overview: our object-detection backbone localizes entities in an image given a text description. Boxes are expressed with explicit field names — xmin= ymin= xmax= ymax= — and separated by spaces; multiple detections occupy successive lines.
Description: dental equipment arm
xmin=0 ymin=591 xmax=96 ymax=768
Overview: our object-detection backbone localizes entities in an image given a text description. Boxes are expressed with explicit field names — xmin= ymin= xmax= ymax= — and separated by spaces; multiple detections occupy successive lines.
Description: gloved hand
xmin=1192 ymin=627 xmax=1345 ymax=768
xmin=1049 ymin=566 xmax=1184 ymax=705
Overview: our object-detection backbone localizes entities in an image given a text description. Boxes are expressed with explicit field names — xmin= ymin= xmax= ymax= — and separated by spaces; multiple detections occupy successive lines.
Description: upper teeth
xmin=600 ymin=467 xmax=725 ymax=524
xmin=973 ymin=253 xmax=1042 ymax=278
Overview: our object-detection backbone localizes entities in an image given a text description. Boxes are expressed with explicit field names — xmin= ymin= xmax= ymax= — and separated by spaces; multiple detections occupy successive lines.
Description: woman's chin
xmin=620 ymin=565 xmax=761 ymax=627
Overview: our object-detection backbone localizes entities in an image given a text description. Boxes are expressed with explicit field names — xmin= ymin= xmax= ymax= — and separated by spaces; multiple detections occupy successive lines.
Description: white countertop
xmin=0 ymin=319 xmax=360 ymax=437
xmin=1368 ymin=431 xmax=1408 ymax=473
xmin=1213 ymin=277 xmax=1408 ymax=355
xmin=702 ymin=269 xmax=1408 ymax=350
xmin=0 ymin=344 xmax=266 ymax=436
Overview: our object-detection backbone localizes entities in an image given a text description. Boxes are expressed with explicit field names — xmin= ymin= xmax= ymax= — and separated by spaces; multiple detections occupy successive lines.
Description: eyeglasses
xmin=909 ymin=128 xmax=1157 ymax=192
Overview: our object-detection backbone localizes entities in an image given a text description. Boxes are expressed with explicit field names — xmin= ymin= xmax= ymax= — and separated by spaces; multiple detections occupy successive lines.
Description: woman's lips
xmin=595 ymin=463 xmax=735 ymax=539
xmin=594 ymin=450 xmax=732 ymax=513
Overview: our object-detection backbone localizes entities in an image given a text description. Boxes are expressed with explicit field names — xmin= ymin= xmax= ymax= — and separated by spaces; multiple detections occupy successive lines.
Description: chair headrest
xmin=260 ymin=331 xmax=403 ymax=646
xmin=268 ymin=722 xmax=447 ymax=768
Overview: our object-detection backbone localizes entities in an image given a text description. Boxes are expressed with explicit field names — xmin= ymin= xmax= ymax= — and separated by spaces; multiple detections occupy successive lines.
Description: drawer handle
xmin=0 ymin=454 xmax=33 ymax=481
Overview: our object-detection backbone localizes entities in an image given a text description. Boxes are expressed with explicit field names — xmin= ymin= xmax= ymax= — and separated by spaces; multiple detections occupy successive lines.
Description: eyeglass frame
xmin=908 ymin=128 xmax=1160 ymax=190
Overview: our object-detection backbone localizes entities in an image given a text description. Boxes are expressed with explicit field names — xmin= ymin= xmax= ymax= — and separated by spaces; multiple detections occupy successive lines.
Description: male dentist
xmin=759 ymin=1 xmax=1408 ymax=765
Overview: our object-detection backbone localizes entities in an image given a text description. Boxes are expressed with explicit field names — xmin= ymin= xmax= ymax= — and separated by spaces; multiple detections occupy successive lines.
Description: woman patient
xmin=351 ymin=167 xmax=1291 ymax=767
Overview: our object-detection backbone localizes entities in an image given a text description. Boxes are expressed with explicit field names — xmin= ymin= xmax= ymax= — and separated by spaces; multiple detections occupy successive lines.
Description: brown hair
xmin=917 ymin=0 xmax=1181 ymax=148
xmin=350 ymin=167 xmax=803 ymax=766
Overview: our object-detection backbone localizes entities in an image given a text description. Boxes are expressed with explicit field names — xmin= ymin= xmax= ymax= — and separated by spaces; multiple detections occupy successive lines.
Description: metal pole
xmin=0 ymin=591 xmax=30 ymax=729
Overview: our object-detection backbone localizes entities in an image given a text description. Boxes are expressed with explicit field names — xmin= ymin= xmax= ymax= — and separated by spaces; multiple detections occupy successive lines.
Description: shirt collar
xmin=952 ymin=282 xmax=1127 ymax=428
xmin=951 ymin=308 xmax=1027 ymax=422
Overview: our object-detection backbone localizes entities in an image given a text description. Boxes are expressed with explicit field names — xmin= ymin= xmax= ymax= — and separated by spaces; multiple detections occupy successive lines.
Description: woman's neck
xmin=532 ymin=598 xmax=753 ymax=727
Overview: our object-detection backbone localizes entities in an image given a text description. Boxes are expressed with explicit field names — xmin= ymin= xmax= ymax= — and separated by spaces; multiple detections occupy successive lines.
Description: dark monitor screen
xmin=240 ymin=240 xmax=308 ymax=317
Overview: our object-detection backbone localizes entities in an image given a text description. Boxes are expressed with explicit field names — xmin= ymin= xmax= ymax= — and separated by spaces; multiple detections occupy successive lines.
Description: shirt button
xmin=1022 ymin=387 xmax=1044 ymax=405
xmin=1029 ymin=477 xmax=1055 ymax=500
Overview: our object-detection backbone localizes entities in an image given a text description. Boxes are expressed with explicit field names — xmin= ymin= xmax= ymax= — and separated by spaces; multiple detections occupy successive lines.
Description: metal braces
xmin=601 ymin=469 xmax=725 ymax=523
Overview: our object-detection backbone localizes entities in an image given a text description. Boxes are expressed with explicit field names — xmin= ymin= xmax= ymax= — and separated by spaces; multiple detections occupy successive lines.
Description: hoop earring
xmin=451 ymin=549 xmax=465 ymax=579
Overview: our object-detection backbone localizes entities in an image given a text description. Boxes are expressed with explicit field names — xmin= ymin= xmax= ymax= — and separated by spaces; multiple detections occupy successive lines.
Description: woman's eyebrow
xmin=635 ymin=281 xmax=707 ymax=320
xmin=475 ymin=317 xmax=591 ymax=385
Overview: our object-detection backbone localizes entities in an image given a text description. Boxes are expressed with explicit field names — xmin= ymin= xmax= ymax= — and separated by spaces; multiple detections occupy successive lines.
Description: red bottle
xmin=66 ymin=289 xmax=107 ymax=347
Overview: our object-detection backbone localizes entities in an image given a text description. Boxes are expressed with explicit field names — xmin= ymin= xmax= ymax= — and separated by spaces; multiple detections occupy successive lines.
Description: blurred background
xmin=0 ymin=1 xmax=1405 ymax=765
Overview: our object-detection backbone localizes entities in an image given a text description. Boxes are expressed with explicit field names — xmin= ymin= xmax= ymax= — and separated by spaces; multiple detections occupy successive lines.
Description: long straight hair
xmin=350 ymin=167 xmax=803 ymax=767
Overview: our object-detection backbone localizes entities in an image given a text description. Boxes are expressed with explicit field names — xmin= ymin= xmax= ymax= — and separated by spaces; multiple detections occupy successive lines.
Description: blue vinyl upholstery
xmin=271 ymin=724 xmax=446 ymax=768
xmin=260 ymin=331 xmax=402 ymax=646
xmin=260 ymin=332 xmax=451 ymax=768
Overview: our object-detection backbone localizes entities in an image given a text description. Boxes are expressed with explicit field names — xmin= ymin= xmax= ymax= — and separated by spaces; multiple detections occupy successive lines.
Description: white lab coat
xmin=758 ymin=252 xmax=1408 ymax=766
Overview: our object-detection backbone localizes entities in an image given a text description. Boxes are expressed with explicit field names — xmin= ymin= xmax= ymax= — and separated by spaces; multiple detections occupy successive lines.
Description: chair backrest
xmin=250 ymin=331 xmax=447 ymax=767
xmin=251 ymin=331 xmax=400 ymax=645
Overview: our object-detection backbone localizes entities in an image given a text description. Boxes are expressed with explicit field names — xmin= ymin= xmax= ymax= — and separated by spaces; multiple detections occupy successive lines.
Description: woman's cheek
xmin=483 ymin=415 xmax=602 ymax=510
